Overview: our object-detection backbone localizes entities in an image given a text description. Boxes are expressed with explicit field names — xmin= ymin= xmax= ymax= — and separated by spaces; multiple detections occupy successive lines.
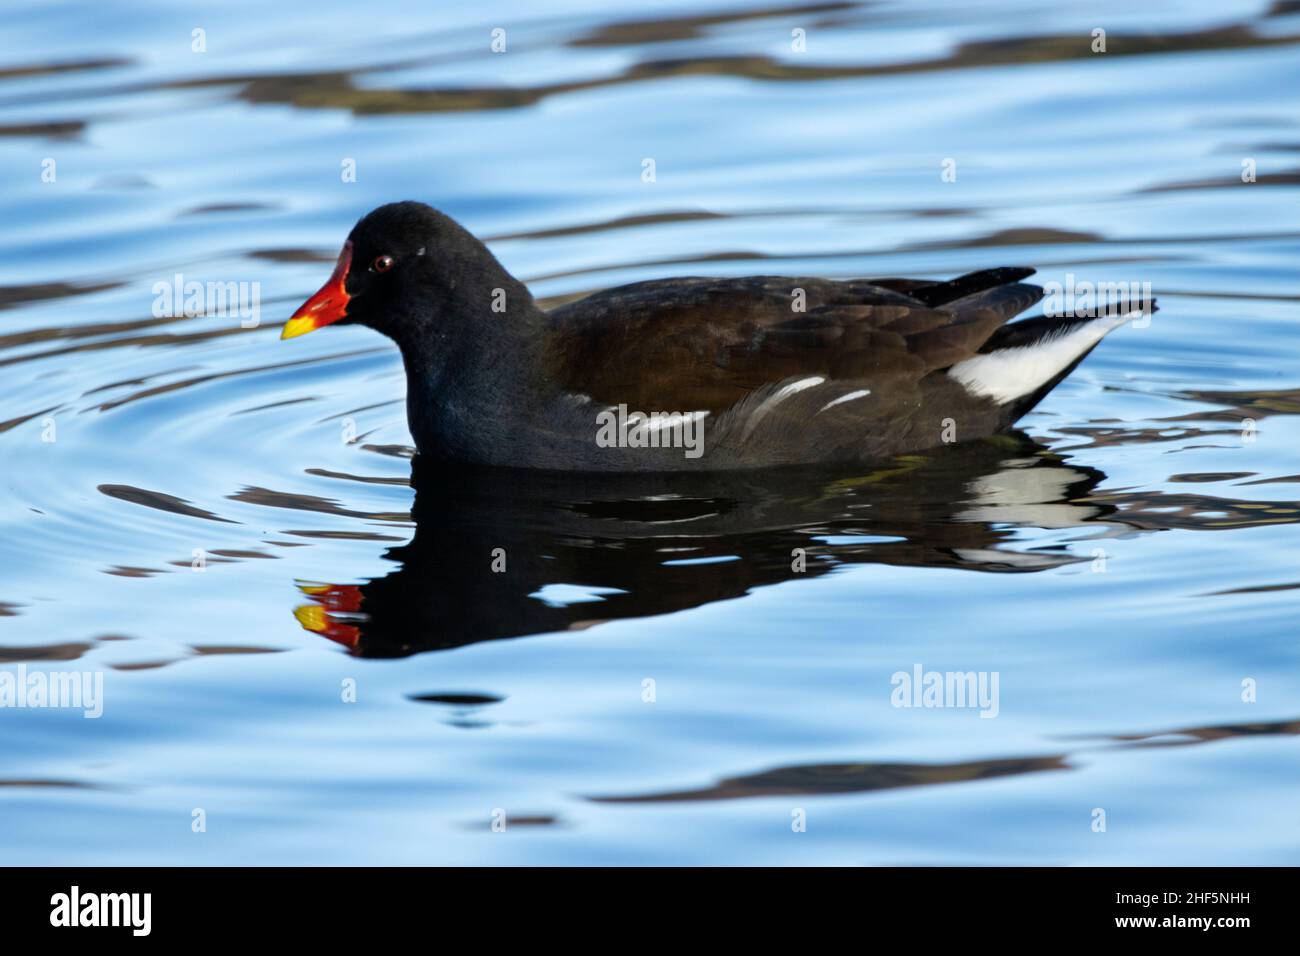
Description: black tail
xmin=906 ymin=267 xmax=1037 ymax=308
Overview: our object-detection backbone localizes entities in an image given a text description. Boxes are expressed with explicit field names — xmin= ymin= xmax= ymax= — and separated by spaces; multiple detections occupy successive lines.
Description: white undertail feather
xmin=947 ymin=312 xmax=1138 ymax=404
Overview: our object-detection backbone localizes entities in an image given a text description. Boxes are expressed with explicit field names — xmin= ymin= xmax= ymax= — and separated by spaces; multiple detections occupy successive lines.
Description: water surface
xmin=1 ymin=0 xmax=1298 ymax=864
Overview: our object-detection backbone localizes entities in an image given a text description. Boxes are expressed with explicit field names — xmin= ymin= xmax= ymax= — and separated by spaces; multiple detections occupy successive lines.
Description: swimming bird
xmin=281 ymin=201 xmax=1151 ymax=471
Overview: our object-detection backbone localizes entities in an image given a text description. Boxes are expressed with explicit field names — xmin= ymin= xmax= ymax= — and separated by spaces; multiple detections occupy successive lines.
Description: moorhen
xmin=282 ymin=201 xmax=1151 ymax=471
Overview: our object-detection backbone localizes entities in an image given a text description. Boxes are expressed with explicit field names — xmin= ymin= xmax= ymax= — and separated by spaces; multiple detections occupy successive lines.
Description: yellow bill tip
xmin=293 ymin=604 xmax=329 ymax=633
xmin=280 ymin=316 xmax=318 ymax=340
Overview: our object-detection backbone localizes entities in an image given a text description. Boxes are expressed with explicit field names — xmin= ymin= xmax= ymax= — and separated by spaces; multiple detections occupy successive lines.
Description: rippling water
xmin=2 ymin=0 xmax=1298 ymax=864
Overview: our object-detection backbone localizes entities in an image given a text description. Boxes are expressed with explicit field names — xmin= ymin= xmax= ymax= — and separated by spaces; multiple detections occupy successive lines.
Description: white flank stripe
xmin=643 ymin=410 xmax=708 ymax=431
xmin=817 ymin=389 xmax=871 ymax=413
xmin=769 ymin=376 xmax=825 ymax=404
xmin=740 ymin=376 xmax=825 ymax=438
xmin=947 ymin=312 xmax=1137 ymax=404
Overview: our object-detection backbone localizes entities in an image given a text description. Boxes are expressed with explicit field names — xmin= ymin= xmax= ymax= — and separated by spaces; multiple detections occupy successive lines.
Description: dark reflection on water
xmin=590 ymin=715 xmax=1300 ymax=803
xmin=592 ymin=755 xmax=1073 ymax=803
xmin=149 ymin=20 xmax=1300 ymax=123
xmin=289 ymin=429 xmax=1297 ymax=658
xmin=292 ymin=435 xmax=1097 ymax=656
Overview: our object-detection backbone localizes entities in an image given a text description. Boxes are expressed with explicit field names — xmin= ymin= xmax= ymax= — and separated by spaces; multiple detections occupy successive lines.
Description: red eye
xmin=372 ymin=255 xmax=394 ymax=273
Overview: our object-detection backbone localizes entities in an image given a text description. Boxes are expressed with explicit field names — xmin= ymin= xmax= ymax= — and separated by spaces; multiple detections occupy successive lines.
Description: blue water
xmin=1 ymin=0 xmax=1298 ymax=864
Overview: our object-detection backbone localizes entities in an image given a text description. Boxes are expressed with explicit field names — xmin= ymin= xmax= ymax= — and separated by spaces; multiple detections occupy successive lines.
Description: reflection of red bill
xmin=297 ymin=582 xmax=364 ymax=613
xmin=293 ymin=604 xmax=360 ymax=649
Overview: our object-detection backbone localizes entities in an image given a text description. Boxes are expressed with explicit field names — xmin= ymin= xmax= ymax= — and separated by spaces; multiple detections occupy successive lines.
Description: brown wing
xmin=543 ymin=272 xmax=1043 ymax=413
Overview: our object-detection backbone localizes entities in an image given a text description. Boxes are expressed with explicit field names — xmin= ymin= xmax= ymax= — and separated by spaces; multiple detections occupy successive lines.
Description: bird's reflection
xmin=291 ymin=432 xmax=1126 ymax=657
